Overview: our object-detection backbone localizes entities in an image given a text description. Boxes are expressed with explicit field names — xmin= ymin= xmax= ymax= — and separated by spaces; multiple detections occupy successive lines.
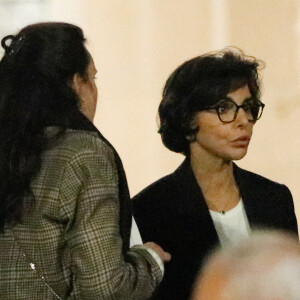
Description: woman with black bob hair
xmin=0 ymin=22 xmax=170 ymax=299
xmin=132 ymin=48 xmax=298 ymax=300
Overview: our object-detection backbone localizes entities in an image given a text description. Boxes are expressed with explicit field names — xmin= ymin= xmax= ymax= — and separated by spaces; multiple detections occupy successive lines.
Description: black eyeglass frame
xmin=202 ymin=97 xmax=265 ymax=123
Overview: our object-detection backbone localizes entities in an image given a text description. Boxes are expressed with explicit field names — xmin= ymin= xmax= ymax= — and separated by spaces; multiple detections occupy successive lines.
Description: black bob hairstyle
xmin=0 ymin=22 xmax=90 ymax=232
xmin=158 ymin=47 xmax=264 ymax=156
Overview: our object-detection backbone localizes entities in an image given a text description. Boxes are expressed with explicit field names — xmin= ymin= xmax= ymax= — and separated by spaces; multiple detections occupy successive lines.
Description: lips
xmin=231 ymin=136 xmax=251 ymax=147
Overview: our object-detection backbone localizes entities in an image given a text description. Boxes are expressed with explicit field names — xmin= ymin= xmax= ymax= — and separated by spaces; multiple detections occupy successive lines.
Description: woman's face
xmin=190 ymin=85 xmax=254 ymax=162
xmin=73 ymin=57 xmax=98 ymax=122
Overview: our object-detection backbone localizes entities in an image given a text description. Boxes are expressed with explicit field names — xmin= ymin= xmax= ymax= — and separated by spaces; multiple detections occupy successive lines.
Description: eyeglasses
xmin=203 ymin=97 xmax=265 ymax=123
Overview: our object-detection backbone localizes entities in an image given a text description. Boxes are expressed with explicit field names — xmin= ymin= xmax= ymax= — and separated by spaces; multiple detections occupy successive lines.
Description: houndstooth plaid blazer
xmin=0 ymin=115 xmax=162 ymax=299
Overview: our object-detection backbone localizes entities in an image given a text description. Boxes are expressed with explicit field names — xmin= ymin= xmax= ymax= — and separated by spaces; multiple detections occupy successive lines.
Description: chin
xmin=231 ymin=149 xmax=248 ymax=161
xmin=221 ymin=148 xmax=248 ymax=161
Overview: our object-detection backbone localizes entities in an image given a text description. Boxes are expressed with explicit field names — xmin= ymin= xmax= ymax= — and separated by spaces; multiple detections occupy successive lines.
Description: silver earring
xmin=80 ymin=98 xmax=86 ymax=112
xmin=186 ymin=135 xmax=194 ymax=141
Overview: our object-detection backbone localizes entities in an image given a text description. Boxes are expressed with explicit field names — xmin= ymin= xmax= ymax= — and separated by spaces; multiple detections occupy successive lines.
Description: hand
xmin=144 ymin=241 xmax=171 ymax=263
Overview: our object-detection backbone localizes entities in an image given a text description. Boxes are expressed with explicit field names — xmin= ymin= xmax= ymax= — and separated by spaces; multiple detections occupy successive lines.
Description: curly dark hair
xmin=158 ymin=47 xmax=264 ymax=156
xmin=0 ymin=22 xmax=90 ymax=232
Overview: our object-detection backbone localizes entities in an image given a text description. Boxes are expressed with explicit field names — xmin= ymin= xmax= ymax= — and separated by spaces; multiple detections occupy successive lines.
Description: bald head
xmin=191 ymin=230 xmax=300 ymax=300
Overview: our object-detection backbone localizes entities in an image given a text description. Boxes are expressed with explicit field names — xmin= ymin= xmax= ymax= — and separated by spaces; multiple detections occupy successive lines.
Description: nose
xmin=235 ymin=107 xmax=249 ymax=126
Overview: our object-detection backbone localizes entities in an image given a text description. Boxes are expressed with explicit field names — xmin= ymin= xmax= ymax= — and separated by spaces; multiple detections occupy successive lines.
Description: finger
xmin=163 ymin=252 xmax=171 ymax=262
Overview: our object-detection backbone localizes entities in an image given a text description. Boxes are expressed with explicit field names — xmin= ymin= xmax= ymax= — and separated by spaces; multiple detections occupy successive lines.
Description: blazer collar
xmin=173 ymin=158 xmax=215 ymax=220
xmin=174 ymin=158 xmax=202 ymax=203
xmin=173 ymin=159 xmax=262 ymax=226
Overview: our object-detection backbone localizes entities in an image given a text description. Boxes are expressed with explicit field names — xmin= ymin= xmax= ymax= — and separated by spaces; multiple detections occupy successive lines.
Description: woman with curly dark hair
xmin=132 ymin=48 xmax=298 ymax=300
xmin=0 ymin=22 xmax=170 ymax=299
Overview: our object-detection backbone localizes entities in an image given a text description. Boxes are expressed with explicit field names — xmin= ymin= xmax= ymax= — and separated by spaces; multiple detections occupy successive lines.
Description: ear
xmin=70 ymin=73 xmax=83 ymax=97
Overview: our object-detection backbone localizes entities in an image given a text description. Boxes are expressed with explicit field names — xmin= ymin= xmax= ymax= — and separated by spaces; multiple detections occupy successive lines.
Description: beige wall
xmin=50 ymin=0 xmax=300 ymax=223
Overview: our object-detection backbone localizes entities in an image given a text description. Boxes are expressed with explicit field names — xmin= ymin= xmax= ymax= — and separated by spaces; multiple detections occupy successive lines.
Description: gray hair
xmin=199 ymin=230 xmax=300 ymax=300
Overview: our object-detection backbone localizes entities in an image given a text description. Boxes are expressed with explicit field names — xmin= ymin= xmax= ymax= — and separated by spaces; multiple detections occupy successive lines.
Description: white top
xmin=209 ymin=199 xmax=251 ymax=247
xmin=130 ymin=216 xmax=143 ymax=246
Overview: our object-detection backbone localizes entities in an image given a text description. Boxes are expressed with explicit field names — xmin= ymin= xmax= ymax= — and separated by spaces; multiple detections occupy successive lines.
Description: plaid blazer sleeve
xmin=60 ymin=138 xmax=162 ymax=300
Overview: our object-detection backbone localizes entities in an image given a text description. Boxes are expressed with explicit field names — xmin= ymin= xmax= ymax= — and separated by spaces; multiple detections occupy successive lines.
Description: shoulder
xmin=40 ymin=128 xmax=118 ymax=188
xmin=60 ymin=129 xmax=114 ymax=156
xmin=45 ymin=128 xmax=115 ymax=165
xmin=235 ymin=164 xmax=293 ymax=201
xmin=132 ymin=159 xmax=194 ymax=212
xmin=236 ymin=165 xmax=289 ymax=190
xmin=132 ymin=172 xmax=177 ymax=205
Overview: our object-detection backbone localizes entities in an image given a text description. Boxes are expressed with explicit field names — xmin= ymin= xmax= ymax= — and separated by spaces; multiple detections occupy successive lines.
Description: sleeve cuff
xmin=132 ymin=245 xmax=165 ymax=276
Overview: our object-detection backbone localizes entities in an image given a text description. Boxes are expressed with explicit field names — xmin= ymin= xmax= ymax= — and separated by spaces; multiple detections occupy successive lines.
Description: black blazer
xmin=132 ymin=159 xmax=298 ymax=300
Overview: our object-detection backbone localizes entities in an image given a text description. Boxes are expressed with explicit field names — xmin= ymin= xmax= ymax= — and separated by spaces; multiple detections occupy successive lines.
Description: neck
xmin=189 ymin=143 xmax=233 ymax=180
xmin=189 ymin=142 xmax=239 ymax=213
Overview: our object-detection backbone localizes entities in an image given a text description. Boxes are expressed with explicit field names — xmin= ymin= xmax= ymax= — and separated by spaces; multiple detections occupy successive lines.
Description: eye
xmin=243 ymin=99 xmax=259 ymax=111
xmin=217 ymin=100 xmax=235 ymax=114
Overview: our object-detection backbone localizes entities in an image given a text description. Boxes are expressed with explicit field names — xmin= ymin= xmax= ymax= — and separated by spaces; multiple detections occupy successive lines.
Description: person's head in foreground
xmin=191 ymin=230 xmax=300 ymax=300
xmin=158 ymin=47 xmax=265 ymax=160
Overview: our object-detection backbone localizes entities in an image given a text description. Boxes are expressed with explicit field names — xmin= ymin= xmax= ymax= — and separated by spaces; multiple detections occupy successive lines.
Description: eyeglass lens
xmin=217 ymin=99 xmax=263 ymax=122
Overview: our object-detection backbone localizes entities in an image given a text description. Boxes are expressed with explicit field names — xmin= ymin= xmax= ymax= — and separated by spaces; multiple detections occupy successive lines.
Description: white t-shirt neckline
xmin=209 ymin=199 xmax=251 ymax=246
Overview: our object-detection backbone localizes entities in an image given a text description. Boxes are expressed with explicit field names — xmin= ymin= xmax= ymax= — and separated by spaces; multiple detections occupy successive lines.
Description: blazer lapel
xmin=233 ymin=164 xmax=265 ymax=227
xmin=173 ymin=159 xmax=219 ymax=246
